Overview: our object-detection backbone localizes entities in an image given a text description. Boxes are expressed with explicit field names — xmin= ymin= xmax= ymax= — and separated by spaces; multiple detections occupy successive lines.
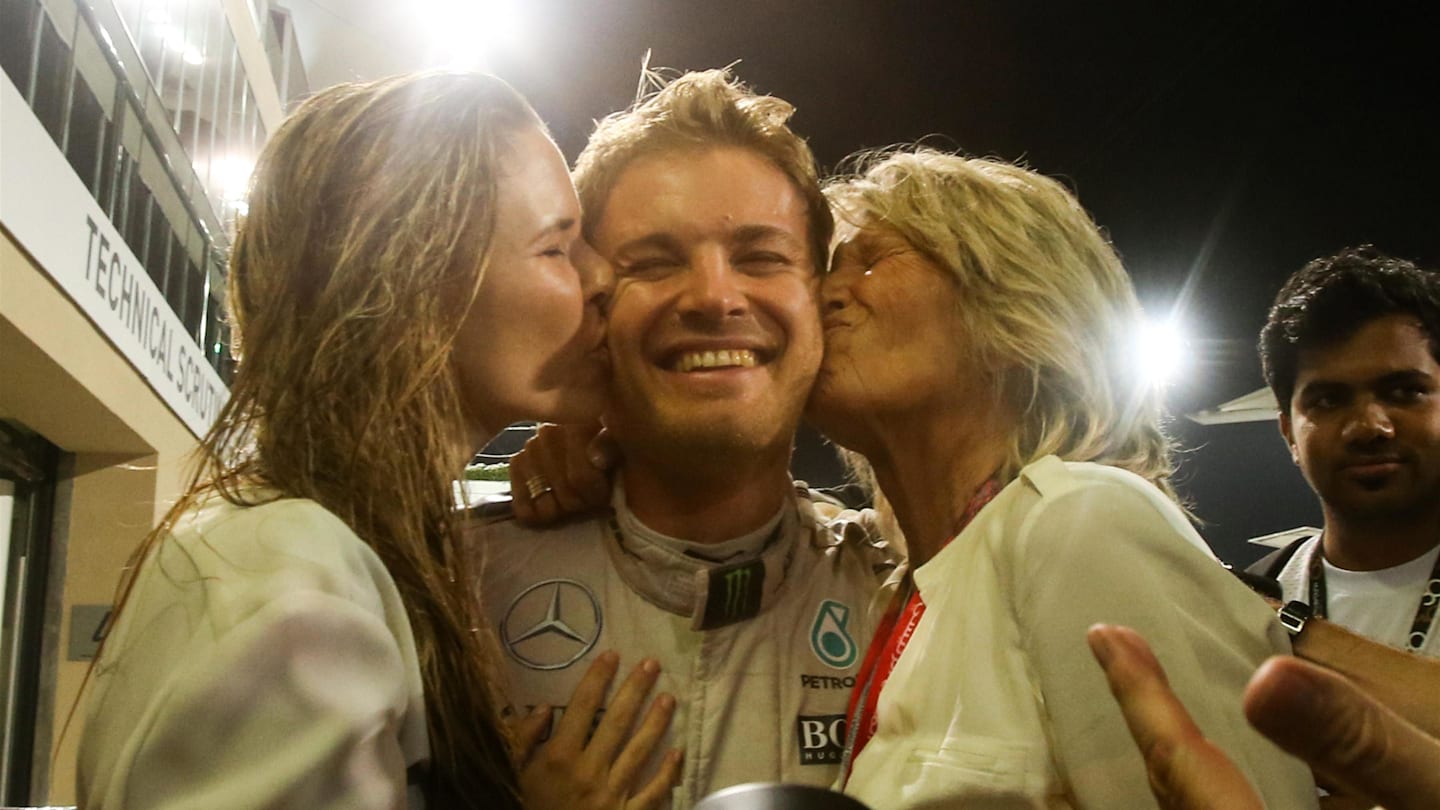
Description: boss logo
xmin=796 ymin=714 xmax=846 ymax=765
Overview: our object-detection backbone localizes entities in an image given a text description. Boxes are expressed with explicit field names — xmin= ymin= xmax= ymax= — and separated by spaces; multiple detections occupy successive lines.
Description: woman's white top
xmin=78 ymin=494 xmax=430 ymax=809
xmin=844 ymin=457 xmax=1317 ymax=809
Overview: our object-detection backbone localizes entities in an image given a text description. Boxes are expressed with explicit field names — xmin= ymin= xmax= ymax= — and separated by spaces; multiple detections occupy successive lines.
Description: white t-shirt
xmin=1277 ymin=536 xmax=1440 ymax=657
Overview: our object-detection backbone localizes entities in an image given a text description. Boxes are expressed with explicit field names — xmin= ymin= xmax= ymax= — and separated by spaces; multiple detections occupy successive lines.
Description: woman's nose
xmin=821 ymin=265 xmax=858 ymax=313
xmin=573 ymin=240 xmax=614 ymax=312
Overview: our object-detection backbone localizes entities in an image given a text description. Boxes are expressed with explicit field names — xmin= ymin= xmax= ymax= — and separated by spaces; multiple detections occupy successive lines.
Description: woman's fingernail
xmin=1087 ymin=624 xmax=1115 ymax=667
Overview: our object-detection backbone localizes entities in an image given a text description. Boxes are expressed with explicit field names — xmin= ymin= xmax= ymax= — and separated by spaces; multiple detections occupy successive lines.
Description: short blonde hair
xmin=826 ymin=148 xmax=1176 ymax=497
xmin=573 ymin=68 xmax=832 ymax=271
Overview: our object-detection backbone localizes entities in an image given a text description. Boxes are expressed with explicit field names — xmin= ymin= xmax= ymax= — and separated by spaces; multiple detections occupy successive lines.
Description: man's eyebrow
xmin=1375 ymin=369 xmax=1437 ymax=386
xmin=611 ymin=232 xmax=685 ymax=255
xmin=528 ymin=217 xmax=577 ymax=247
xmin=731 ymin=224 xmax=805 ymax=248
xmin=1296 ymin=379 xmax=1347 ymax=398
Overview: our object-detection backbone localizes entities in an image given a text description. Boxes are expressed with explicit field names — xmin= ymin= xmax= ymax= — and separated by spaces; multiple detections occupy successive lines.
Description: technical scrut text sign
xmin=1 ymin=73 xmax=227 ymax=439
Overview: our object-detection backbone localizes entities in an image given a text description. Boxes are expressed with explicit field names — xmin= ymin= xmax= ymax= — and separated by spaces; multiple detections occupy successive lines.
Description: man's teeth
xmin=675 ymin=349 xmax=758 ymax=372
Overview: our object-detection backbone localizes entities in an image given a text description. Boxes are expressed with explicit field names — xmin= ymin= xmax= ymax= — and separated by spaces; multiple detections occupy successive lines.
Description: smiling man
xmin=1250 ymin=246 xmax=1440 ymax=658
xmin=469 ymin=71 xmax=893 ymax=808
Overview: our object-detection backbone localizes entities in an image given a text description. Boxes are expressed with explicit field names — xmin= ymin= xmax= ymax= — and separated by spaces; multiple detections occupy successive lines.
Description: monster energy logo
xmin=723 ymin=567 xmax=752 ymax=617
xmin=700 ymin=559 xmax=765 ymax=629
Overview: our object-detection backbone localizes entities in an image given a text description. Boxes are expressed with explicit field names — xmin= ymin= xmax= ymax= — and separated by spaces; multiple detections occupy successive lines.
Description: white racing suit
xmin=467 ymin=481 xmax=894 ymax=809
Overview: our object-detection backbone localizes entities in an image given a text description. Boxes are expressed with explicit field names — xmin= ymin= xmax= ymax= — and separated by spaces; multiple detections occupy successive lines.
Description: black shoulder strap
xmin=1245 ymin=535 xmax=1311 ymax=579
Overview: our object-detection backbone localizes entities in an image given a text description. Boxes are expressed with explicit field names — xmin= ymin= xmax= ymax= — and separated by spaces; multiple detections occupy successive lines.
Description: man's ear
xmin=1278 ymin=409 xmax=1299 ymax=465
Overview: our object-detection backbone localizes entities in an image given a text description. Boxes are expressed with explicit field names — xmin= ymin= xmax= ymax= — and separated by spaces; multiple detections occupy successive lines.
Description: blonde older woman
xmin=809 ymin=149 xmax=1316 ymax=809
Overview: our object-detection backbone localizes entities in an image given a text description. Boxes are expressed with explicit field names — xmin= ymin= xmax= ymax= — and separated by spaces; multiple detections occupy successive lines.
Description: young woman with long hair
xmin=77 ymin=73 xmax=677 ymax=809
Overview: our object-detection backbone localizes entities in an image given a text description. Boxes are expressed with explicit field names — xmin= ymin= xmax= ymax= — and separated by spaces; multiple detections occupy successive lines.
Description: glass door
xmin=0 ymin=422 xmax=59 ymax=804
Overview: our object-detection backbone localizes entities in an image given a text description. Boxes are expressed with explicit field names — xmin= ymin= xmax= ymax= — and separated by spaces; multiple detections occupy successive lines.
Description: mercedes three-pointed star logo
xmin=501 ymin=578 xmax=603 ymax=670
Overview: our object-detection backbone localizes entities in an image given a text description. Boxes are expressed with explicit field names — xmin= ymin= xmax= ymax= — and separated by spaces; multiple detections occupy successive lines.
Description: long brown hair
xmin=109 ymin=73 xmax=538 ymax=807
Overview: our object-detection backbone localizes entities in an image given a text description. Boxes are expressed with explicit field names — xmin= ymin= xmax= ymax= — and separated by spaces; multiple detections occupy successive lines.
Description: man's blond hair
xmin=574 ymin=68 xmax=832 ymax=271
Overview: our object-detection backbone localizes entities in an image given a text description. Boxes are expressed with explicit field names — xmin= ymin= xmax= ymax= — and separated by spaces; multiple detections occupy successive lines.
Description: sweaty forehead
xmin=592 ymin=146 xmax=810 ymax=248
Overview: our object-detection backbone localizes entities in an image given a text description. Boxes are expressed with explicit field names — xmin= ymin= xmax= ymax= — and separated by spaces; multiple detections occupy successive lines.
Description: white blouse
xmin=78 ymin=494 xmax=429 ymax=809
xmin=844 ymin=457 xmax=1317 ymax=809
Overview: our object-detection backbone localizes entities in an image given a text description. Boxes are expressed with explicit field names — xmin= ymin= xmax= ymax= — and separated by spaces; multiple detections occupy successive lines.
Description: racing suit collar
xmin=606 ymin=480 xmax=800 ymax=630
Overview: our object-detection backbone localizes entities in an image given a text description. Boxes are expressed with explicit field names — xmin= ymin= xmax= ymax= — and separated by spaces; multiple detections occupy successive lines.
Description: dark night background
xmin=476 ymin=1 xmax=1439 ymax=565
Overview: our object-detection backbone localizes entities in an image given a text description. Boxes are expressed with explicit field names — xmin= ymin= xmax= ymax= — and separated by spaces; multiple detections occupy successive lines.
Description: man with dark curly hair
xmin=1249 ymin=245 xmax=1440 ymax=658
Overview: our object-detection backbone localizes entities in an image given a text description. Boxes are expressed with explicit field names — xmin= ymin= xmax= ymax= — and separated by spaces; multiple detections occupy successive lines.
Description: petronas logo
xmin=810 ymin=600 xmax=857 ymax=669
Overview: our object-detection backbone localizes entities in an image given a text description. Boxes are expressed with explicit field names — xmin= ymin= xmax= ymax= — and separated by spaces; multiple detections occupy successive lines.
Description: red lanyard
xmin=841 ymin=477 xmax=1002 ymax=781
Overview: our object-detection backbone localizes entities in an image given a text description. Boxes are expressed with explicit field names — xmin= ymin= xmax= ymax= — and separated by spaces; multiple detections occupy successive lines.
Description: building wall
xmin=1 ymin=0 xmax=293 ymax=800
xmin=2 ymin=227 xmax=196 ymax=803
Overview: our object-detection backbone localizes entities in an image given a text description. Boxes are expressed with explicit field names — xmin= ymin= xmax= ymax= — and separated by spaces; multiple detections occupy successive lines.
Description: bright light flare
xmin=1131 ymin=315 xmax=1190 ymax=389
xmin=155 ymin=22 xmax=204 ymax=65
xmin=414 ymin=0 xmax=526 ymax=70
xmin=213 ymin=155 xmax=255 ymax=214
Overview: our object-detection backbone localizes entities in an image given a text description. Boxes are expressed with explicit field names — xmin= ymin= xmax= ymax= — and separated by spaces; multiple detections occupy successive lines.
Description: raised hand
xmin=1087 ymin=624 xmax=1263 ymax=809
xmin=1245 ymin=654 xmax=1440 ymax=810
xmin=1088 ymin=623 xmax=1440 ymax=810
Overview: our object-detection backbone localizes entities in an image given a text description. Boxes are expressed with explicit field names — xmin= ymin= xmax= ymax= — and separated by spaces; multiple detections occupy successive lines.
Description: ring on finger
xmin=525 ymin=475 xmax=555 ymax=500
